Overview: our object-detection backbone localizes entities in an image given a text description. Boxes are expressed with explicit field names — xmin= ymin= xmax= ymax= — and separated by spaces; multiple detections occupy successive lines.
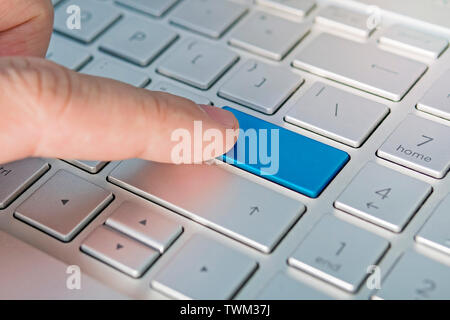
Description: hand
xmin=0 ymin=0 xmax=238 ymax=164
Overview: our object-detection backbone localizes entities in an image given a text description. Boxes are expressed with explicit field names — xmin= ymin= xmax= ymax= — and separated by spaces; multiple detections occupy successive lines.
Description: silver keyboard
xmin=0 ymin=0 xmax=449 ymax=299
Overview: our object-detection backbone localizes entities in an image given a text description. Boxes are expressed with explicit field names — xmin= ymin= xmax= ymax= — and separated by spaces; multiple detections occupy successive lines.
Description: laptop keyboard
xmin=0 ymin=0 xmax=449 ymax=299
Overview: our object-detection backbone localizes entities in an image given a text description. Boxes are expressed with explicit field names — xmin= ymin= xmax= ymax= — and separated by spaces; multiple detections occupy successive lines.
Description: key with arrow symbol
xmin=249 ymin=206 xmax=259 ymax=215
xmin=366 ymin=202 xmax=379 ymax=210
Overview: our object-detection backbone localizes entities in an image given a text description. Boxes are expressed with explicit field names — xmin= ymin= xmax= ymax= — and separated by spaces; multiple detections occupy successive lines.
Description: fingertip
xmin=198 ymin=104 xmax=238 ymax=130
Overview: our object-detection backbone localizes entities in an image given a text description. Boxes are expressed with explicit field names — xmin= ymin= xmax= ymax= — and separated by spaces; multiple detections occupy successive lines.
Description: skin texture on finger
xmin=0 ymin=0 xmax=53 ymax=57
xmin=0 ymin=57 xmax=239 ymax=164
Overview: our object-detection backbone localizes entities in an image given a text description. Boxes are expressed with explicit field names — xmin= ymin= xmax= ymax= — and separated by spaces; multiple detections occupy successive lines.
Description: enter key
xmin=222 ymin=107 xmax=349 ymax=198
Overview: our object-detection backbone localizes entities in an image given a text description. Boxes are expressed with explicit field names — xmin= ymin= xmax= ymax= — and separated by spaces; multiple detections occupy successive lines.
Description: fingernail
xmin=198 ymin=104 xmax=237 ymax=129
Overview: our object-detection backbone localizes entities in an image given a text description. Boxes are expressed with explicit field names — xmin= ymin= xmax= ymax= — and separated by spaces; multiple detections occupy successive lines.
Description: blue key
xmin=222 ymin=107 xmax=349 ymax=198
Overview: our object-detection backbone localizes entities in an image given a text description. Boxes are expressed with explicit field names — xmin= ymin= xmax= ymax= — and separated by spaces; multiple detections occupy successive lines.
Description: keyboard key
xmin=377 ymin=114 xmax=450 ymax=178
xmin=0 ymin=159 xmax=49 ymax=209
xmin=315 ymin=5 xmax=374 ymax=38
xmin=229 ymin=11 xmax=309 ymax=60
xmin=169 ymin=0 xmax=247 ymax=38
xmin=417 ymin=69 xmax=450 ymax=121
xmin=379 ymin=25 xmax=448 ymax=59
xmin=64 ymin=160 xmax=108 ymax=174
xmin=288 ymin=215 xmax=389 ymax=292
xmin=81 ymin=225 xmax=159 ymax=278
xmin=293 ymin=33 xmax=428 ymax=101
xmin=99 ymin=16 xmax=178 ymax=67
xmin=15 ymin=170 xmax=113 ymax=242
xmin=416 ymin=194 xmax=450 ymax=255
xmin=373 ymin=251 xmax=450 ymax=300
xmin=157 ymin=39 xmax=238 ymax=90
xmin=150 ymin=81 xmax=212 ymax=105
xmin=257 ymin=0 xmax=316 ymax=18
xmin=257 ymin=273 xmax=332 ymax=299
xmin=54 ymin=0 xmax=121 ymax=44
xmin=222 ymin=107 xmax=349 ymax=198
xmin=108 ymin=159 xmax=304 ymax=253
xmin=285 ymin=82 xmax=389 ymax=147
xmin=115 ymin=0 xmax=179 ymax=17
xmin=106 ymin=202 xmax=183 ymax=253
xmin=335 ymin=162 xmax=432 ymax=232
xmin=46 ymin=36 xmax=92 ymax=70
xmin=81 ymin=58 xmax=150 ymax=87
xmin=152 ymin=235 xmax=257 ymax=299
xmin=218 ymin=60 xmax=303 ymax=114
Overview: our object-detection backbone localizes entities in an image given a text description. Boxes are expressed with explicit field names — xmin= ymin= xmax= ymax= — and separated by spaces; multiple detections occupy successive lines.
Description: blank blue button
xmin=222 ymin=107 xmax=349 ymax=198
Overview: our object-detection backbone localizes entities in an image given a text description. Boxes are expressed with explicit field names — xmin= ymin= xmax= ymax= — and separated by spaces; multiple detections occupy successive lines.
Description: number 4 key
xmin=335 ymin=162 xmax=431 ymax=232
